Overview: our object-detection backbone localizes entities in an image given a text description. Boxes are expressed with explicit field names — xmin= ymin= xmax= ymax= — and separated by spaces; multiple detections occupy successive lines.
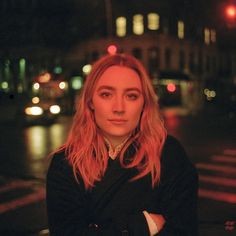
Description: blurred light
xmin=148 ymin=13 xmax=160 ymax=30
xmin=178 ymin=20 xmax=184 ymax=39
xmin=226 ymin=5 xmax=236 ymax=18
xmin=38 ymin=72 xmax=51 ymax=83
xmin=166 ymin=83 xmax=176 ymax=93
xmin=1 ymin=81 xmax=9 ymax=89
xmin=82 ymin=64 xmax=92 ymax=75
xmin=54 ymin=66 xmax=62 ymax=74
xmin=33 ymin=83 xmax=40 ymax=90
xmin=210 ymin=90 xmax=216 ymax=97
xmin=5 ymin=59 xmax=10 ymax=66
xmin=17 ymin=84 xmax=23 ymax=93
xmin=19 ymin=58 xmax=26 ymax=90
xmin=25 ymin=106 xmax=43 ymax=116
xmin=204 ymin=88 xmax=216 ymax=100
xmin=210 ymin=29 xmax=216 ymax=43
xmin=50 ymin=105 xmax=61 ymax=114
xmin=25 ymin=126 xmax=47 ymax=160
xmin=152 ymin=78 xmax=158 ymax=86
xmin=204 ymin=88 xmax=209 ymax=95
xmin=59 ymin=81 xmax=66 ymax=89
xmin=32 ymin=97 xmax=40 ymax=104
xmin=19 ymin=58 xmax=26 ymax=68
xmin=116 ymin=17 xmax=126 ymax=37
xmin=71 ymin=76 xmax=83 ymax=90
xmin=107 ymin=45 xmax=117 ymax=55
xmin=133 ymin=14 xmax=144 ymax=35
xmin=4 ymin=60 xmax=11 ymax=82
xmin=38 ymin=229 xmax=50 ymax=235
xmin=204 ymin=28 xmax=210 ymax=45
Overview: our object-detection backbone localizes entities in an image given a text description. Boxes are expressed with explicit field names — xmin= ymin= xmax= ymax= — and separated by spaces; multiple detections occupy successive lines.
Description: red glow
xmin=107 ymin=45 xmax=117 ymax=55
xmin=166 ymin=83 xmax=176 ymax=93
xmin=226 ymin=5 xmax=236 ymax=18
xmin=38 ymin=72 xmax=51 ymax=83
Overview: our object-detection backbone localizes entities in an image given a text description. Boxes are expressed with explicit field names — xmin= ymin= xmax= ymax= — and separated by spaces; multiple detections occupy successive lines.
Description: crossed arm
xmin=46 ymin=153 xmax=198 ymax=236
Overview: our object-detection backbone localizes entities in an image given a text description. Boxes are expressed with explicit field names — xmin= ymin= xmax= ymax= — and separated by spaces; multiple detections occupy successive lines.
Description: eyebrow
xmin=97 ymin=85 xmax=142 ymax=93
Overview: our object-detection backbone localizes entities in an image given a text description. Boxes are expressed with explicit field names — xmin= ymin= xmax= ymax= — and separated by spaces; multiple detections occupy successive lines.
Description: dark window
xmin=148 ymin=47 xmax=160 ymax=77
xmin=179 ymin=50 xmax=185 ymax=71
xmin=164 ymin=48 xmax=172 ymax=69
xmin=189 ymin=51 xmax=195 ymax=73
xmin=132 ymin=48 xmax=142 ymax=60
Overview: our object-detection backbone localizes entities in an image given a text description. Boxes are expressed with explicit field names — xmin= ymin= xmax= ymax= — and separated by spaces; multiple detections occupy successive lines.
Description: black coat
xmin=46 ymin=135 xmax=198 ymax=236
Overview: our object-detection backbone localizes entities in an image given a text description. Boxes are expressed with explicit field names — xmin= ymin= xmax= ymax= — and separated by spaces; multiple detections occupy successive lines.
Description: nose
xmin=112 ymin=96 xmax=125 ymax=113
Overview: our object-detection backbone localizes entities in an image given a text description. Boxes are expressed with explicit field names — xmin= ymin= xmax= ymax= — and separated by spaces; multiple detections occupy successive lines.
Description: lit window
xmin=116 ymin=17 xmax=126 ymax=37
xmin=147 ymin=13 xmax=160 ymax=30
xmin=133 ymin=14 xmax=144 ymax=35
xmin=204 ymin=28 xmax=210 ymax=45
xmin=178 ymin=20 xmax=184 ymax=39
xmin=210 ymin=29 xmax=216 ymax=43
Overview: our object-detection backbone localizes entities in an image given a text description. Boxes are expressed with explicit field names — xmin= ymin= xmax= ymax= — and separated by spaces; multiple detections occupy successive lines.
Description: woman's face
xmin=91 ymin=65 xmax=144 ymax=147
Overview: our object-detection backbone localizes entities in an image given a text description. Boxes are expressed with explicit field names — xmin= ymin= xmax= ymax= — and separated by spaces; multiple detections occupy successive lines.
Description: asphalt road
xmin=0 ymin=107 xmax=235 ymax=236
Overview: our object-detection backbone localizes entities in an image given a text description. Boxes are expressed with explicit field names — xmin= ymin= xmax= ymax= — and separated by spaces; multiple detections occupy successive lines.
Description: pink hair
xmin=60 ymin=54 xmax=167 ymax=190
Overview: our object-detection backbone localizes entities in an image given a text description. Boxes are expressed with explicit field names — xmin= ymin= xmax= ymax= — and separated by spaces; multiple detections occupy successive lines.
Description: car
xmin=17 ymin=96 xmax=61 ymax=125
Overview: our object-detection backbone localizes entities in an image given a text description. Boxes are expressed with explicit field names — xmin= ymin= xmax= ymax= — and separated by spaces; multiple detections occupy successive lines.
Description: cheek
xmin=130 ymin=104 xmax=144 ymax=123
xmin=92 ymin=101 xmax=109 ymax=122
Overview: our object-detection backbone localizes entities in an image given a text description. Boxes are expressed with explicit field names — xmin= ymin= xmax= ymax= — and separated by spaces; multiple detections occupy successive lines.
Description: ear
xmin=89 ymin=101 xmax=94 ymax=110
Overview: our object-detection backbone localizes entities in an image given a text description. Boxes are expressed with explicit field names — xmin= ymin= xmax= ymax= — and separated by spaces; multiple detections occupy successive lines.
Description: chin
xmin=104 ymin=130 xmax=131 ymax=138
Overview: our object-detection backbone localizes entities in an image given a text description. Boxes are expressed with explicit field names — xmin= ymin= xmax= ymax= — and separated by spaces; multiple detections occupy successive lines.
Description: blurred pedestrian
xmin=46 ymin=53 xmax=198 ymax=236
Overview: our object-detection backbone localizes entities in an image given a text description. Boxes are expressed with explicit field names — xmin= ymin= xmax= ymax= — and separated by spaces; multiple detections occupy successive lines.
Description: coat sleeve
xmin=46 ymin=152 xmax=92 ymax=235
xmin=46 ymin=153 xmax=150 ymax=236
xmin=155 ymin=136 xmax=199 ymax=236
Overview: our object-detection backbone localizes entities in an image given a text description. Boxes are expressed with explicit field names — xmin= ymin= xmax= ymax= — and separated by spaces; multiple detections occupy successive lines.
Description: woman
xmin=46 ymin=53 xmax=198 ymax=235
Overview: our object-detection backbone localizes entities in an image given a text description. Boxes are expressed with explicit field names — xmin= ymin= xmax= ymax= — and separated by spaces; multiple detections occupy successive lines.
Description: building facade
xmin=65 ymin=5 xmax=225 ymax=113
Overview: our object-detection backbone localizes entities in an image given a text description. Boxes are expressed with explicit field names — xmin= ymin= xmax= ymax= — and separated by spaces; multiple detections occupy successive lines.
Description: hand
xmin=149 ymin=213 xmax=166 ymax=233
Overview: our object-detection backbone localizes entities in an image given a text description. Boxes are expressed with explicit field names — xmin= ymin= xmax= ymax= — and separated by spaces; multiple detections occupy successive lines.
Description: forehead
xmin=95 ymin=65 xmax=142 ymax=89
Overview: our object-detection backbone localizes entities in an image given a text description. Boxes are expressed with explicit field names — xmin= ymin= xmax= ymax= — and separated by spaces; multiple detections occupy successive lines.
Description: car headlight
xmin=25 ymin=106 xmax=44 ymax=116
xmin=49 ymin=105 xmax=61 ymax=114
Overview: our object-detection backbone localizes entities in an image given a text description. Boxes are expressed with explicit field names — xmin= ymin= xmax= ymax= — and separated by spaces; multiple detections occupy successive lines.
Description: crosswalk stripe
xmin=0 ymin=180 xmax=33 ymax=193
xmin=199 ymin=188 xmax=236 ymax=204
xmin=0 ymin=187 xmax=45 ymax=214
xmin=223 ymin=149 xmax=236 ymax=156
xmin=196 ymin=163 xmax=236 ymax=174
xmin=210 ymin=155 xmax=236 ymax=164
xmin=199 ymin=175 xmax=236 ymax=188
xmin=198 ymin=148 xmax=236 ymax=204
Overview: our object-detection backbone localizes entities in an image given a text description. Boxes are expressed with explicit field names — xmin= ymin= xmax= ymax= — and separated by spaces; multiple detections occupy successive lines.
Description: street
xmin=0 ymin=108 xmax=235 ymax=236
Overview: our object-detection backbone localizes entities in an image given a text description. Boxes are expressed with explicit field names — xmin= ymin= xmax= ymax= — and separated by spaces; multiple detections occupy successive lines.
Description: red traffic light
xmin=166 ymin=83 xmax=176 ymax=93
xmin=225 ymin=5 xmax=236 ymax=18
xmin=107 ymin=45 xmax=117 ymax=55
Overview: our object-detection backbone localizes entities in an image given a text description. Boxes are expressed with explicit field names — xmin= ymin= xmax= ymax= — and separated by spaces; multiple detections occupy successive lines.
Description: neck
xmin=104 ymin=135 xmax=131 ymax=148
xmin=104 ymin=135 xmax=131 ymax=160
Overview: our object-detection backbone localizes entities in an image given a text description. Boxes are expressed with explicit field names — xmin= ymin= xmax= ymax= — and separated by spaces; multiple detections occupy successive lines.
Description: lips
xmin=108 ymin=119 xmax=127 ymax=125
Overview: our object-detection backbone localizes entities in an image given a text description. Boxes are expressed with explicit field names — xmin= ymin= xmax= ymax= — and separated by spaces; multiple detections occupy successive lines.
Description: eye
xmin=126 ymin=93 xmax=139 ymax=100
xmin=99 ymin=92 xmax=112 ymax=99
